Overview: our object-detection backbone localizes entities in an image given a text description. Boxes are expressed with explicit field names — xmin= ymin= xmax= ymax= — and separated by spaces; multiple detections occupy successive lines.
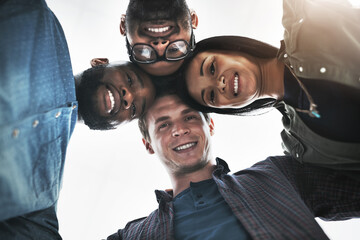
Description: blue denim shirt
xmin=0 ymin=0 xmax=77 ymax=221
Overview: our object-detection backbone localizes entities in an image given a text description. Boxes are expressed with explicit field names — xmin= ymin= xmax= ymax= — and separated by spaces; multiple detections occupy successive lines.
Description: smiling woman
xmin=179 ymin=36 xmax=279 ymax=116
xmin=186 ymin=50 xmax=268 ymax=109
xmin=179 ymin=0 xmax=360 ymax=173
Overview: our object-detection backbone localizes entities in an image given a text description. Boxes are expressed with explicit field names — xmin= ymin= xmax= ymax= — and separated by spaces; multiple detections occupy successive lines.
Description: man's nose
xmin=150 ymin=40 xmax=169 ymax=56
xmin=121 ymin=87 xmax=134 ymax=110
xmin=216 ymin=76 xmax=226 ymax=93
xmin=172 ymin=123 xmax=190 ymax=137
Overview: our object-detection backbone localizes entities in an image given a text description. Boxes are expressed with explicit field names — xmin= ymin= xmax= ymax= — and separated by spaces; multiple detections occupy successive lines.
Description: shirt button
xmin=299 ymin=66 xmax=304 ymax=72
xmin=320 ymin=67 xmax=326 ymax=73
xmin=55 ymin=111 xmax=61 ymax=118
xmin=296 ymin=153 xmax=299 ymax=158
xmin=299 ymin=18 xmax=304 ymax=23
xmin=12 ymin=129 xmax=20 ymax=138
xmin=32 ymin=120 xmax=39 ymax=128
xmin=283 ymin=53 xmax=288 ymax=58
xmin=72 ymin=104 xmax=77 ymax=109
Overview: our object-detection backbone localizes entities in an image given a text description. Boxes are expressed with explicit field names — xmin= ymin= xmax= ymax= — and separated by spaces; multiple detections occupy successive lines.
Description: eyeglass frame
xmin=126 ymin=30 xmax=196 ymax=64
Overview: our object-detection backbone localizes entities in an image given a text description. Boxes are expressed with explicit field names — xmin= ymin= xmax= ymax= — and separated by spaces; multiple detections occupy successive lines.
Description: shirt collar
xmin=155 ymin=157 xmax=230 ymax=203
xmin=215 ymin=157 xmax=231 ymax=174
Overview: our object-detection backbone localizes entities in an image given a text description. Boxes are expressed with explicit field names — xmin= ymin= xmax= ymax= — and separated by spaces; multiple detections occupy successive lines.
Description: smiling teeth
xmin=234 ymin=74 xmax=239 ymax=95
xmin=147 ymin=26 xmax=170 ymax=33
xmin=174 ymin=142 xmax=196 ymax=151
xmin=107 ymin=90 xmax=115 ymax=113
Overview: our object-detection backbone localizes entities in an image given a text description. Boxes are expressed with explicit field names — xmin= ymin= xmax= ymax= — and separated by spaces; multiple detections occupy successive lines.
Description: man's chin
xmin=174 ymin=161 xmax=208 ymax=176
xmin=138 ymin=60 xmax=184 ymax=76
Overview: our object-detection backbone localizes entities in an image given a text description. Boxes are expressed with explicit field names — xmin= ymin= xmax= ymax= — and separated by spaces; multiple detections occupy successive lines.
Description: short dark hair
xmin=177 ymin=36 xmax=279 ymax=116
xmin=138 ymin=94 xmax=210 ymax=142
xmin=76 ymin=65 xmax=116 ymax=130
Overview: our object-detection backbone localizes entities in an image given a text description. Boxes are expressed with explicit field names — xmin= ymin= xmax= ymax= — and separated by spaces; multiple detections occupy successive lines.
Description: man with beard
xmin=76 ymin=61 xmax=156 ymax=130
xmin=0 ymin=0 xmax=76 ymax=238
xmin=107 ymin=94 xmax=360 ymax=240
xmin=120 ymin=0 xmax=198 ymax=76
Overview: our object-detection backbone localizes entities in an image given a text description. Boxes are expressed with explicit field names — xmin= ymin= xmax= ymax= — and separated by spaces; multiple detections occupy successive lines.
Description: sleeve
xmin=106 ymin=216 xmax=147 ymax=240
xmin=268 ymin=155 xmax=360 ymax=220
xmin=282 ymin=0 xmax=360 ymax=83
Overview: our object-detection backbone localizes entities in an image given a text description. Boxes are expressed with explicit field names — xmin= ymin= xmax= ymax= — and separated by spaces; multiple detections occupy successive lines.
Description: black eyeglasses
xmin=126 ymin=31 xmax=196 ymax=64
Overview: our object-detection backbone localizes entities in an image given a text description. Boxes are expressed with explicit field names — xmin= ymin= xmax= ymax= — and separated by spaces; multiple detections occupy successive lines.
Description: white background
xmin=45 ymin=0 xmax=359 ymax=239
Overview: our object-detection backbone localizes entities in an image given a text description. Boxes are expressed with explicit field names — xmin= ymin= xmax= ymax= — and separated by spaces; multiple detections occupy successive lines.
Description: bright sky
xmin=46 ymin=0 xmax=360 ymax=239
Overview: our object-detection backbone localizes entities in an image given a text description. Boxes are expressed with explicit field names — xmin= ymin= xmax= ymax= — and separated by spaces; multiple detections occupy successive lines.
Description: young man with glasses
xmin=120 ymin=0 xmax=198 ymax=76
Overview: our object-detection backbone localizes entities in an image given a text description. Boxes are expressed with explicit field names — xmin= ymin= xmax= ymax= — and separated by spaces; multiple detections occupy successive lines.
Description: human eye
xmin=126 ymin=73 xmax=133 ymax=87
xmin=158 ymin=122 xmax=169 ymax=130
xmin=209 ymin=61 xmax=215 ymax=75
xmin=167 ymin=45 xmax=180 ymax=53
xmin=185 ymin=115 xmax=197 ymax=121
xmin=209 ymin=90 xmax=215 ymax=105
xmin=134 ymin=46 xmax=152 ymax=59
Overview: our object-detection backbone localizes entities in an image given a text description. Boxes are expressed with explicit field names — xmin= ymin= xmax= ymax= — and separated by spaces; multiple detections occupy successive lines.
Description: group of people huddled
xmin=1 ymin=0 xmax=359 ymax=239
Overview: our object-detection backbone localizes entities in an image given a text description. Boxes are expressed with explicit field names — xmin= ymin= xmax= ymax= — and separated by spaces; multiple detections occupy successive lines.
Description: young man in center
xmin=107 ymin=94 xmax=360 ymax=240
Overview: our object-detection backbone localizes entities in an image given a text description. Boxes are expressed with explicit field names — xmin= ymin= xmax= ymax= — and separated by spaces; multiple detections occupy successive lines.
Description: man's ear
xmin=120 ymin=14 xmax=126 ymax=36
xmin=90 ymin=58 xmax=109 ymax=67
xmin=190 ymin=10 xmax=198 ymax=29
xmin=142 ymin=138 xmax=155 ymax=154
xmin=209 ymin=118 xmax=215 ymax=136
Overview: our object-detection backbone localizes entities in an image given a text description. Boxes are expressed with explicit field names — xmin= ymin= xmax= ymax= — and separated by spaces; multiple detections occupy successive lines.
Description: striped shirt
xmin=107 ymin=156 xmax=360 ymax=240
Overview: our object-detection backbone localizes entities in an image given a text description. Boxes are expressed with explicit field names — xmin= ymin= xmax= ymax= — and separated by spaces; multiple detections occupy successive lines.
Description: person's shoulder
xmin=232 ymin=155 xmax=295 ymax=176
xmin=106 ymin=216 xmax=148 ymax=240
xmin=108 ymin=209 xmax=160 ymax=239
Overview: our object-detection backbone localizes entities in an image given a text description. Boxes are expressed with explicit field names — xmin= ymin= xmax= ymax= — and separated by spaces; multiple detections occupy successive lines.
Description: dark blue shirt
xmin=108 ymin=157 xmax=360 ymax=240
xmin=173 ymin=179 xmax=250 ymax=240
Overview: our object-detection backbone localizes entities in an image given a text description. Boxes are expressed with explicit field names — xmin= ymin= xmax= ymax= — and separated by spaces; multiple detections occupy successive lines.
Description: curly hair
xmin=76 ymin=64 xmax=116 ymax=130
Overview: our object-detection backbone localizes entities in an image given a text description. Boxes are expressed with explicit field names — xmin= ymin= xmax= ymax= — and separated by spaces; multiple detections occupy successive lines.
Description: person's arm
xmin=269 ymin=155 xmax=360 ymax=220
xmin=282 ymin=0 xmax=360 ymax=85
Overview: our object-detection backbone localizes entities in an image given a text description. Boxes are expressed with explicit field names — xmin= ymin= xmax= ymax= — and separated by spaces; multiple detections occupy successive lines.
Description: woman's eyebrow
xmin=200 ymin=57 xmax=208 ymax=76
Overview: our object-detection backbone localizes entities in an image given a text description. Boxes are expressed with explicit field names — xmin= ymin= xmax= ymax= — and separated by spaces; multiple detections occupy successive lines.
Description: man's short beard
xmin=126 ymin=0 xmax=191 ymax=31
xmin=172 ymin=158 xmax=209 ymax=176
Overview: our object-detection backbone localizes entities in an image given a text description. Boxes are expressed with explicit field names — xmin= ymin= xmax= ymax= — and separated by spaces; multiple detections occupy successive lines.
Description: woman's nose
xmin=216 ymin=76 xmax=226 ymax=93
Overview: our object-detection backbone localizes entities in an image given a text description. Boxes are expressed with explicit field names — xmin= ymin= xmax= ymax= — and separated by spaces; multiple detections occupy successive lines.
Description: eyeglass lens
xmin=132 ymin=41 xmax=189 ymax=62
xmin=165 ymin=41 xmax=188 ymax=60
xmin=132 ymin=45 xmax=157 ymax=62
